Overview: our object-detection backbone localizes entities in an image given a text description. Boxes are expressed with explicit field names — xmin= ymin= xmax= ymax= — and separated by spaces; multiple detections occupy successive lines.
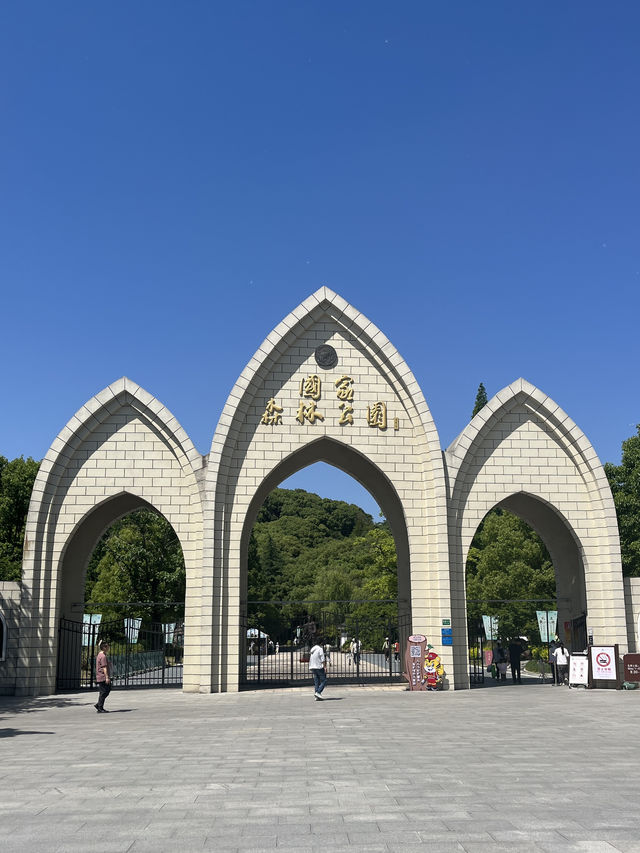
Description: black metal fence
xmin=240 ymin=601 xmax=411 ymax=688
xmin=467 ymin=618 xmax=485 ymax=686
xmin=56 ymin=613 xmax=183 ymax=691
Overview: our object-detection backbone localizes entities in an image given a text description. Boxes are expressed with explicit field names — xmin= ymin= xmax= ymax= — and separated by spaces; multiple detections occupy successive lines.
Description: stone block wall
xmin=204 ymin=289 xmax=451 ymax=691
xmin=446 ymin=379 xmax=627 ymax=674
xmin=0 ymin=582 xmax=22 ymax=695
xmin=624 ymin=577 xmax=640 ymax=653
xmin=18 ymin=379 xmax=205 ymax=696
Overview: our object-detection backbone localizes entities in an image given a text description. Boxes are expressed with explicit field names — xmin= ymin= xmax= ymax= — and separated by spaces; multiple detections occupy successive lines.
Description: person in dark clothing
xmin=508 ymin=639 xmax=523 ymax=683
xmin=94 ymin=641 xmax=112 ymax=713
xmin=494 ymin=642 xmax=508 ymax=681
xmin=548 ymin=639 xmax=558 ymax=685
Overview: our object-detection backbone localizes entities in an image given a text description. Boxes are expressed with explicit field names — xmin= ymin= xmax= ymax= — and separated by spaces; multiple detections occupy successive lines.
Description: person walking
xmin=309 ymin=637 xmax=327 ymax=700
xmin=548 ymin=638 xmax=558 ymax=685
xmin=383 ymin=637 xmax=390 ymax=662
xmin=94 ymin=641 xmax=112 ymax=713
xmin=350 ymin=637 xmax=361 ymax=666
xmin=494 ymin=642 xmax=508 ymax=682
xmin=553 ymin=640 xmax=570 ymax=685
xmin=508 ymin=638 xmax=523 ymax=684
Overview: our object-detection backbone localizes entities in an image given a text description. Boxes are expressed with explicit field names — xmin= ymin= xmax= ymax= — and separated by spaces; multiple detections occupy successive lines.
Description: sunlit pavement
xmin=1 ymin=681 xmax=639 ymax=852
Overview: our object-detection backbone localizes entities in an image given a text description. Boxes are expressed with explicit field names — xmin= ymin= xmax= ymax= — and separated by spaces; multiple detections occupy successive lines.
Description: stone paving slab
xmin=1 ymin=682 xmax=639 ymax=851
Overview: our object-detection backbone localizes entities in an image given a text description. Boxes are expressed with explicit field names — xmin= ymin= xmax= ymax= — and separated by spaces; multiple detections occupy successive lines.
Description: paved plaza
xmin=1 ymin=680 xmax=639 ymax=853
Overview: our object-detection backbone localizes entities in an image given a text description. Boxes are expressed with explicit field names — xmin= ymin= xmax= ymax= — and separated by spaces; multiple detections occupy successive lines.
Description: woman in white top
xmin=553 ymin=641 xmax=570 ymax=685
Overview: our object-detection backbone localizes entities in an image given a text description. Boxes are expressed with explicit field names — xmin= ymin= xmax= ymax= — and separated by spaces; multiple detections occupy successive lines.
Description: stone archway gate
xmin=3 ymin=287 xmax=634 ymax=697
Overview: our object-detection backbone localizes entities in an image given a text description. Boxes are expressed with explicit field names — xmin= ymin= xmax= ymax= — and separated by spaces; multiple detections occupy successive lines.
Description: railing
xmin=240 ymin=602 xmax=411 ymax=688
xmin=56 ymin=614 xmax=183 ymax=691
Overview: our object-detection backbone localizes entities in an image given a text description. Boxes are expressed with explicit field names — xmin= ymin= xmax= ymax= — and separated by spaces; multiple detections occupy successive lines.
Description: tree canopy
xmin=0 ymin=455 xmax=39 ymax=582
xmin=472 ymin=382 xmax=489 ymax=417
xmin=247 ymin=488 xmax=397 ymax=638
xmin=605 ymin=424 xmax=640 ymax=577
xmin=466 ymin=509 xmax=555 ymax=640
xmin=85 ymin=509 xmax=185 ymax=624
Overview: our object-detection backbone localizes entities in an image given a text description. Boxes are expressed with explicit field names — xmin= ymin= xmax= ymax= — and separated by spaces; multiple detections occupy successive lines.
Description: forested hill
xmin=248 ymin=487 xmax=397 ymax=608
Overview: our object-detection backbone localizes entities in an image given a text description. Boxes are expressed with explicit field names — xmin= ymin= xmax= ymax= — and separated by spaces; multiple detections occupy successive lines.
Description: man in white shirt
xmin=309 ymin=638 xmax=327 ymax=700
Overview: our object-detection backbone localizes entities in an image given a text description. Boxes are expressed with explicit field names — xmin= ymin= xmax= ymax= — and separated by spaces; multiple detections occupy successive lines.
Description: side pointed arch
xmin=445 ymin=378 xmax=626 ymax=668
xmin=19 ymin=378 xmax=205 ymax=696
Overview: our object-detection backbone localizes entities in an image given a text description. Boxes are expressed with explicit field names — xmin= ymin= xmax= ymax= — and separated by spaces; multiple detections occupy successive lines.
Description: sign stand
xmin=568 ymin=652 xmax=589 ymax=689
xmin=589 ymin=644 xmax=621 ymax=690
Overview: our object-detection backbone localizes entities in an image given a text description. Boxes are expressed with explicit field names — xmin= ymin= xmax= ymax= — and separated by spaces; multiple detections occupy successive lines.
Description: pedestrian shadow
xmin=0 ymin=695 xmax=87 ymax=715
xmin=0 ymin=728 xmax=55 ymax=738
xmin=318 ymin=697 xmax=343 ymax=701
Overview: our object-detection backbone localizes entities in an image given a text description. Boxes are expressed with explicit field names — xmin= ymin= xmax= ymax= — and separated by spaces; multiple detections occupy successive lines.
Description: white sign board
xmin=590 ymin=645 xmax=617 ymax=681
xmin=569 ymin=655 xmax=589 ymax=686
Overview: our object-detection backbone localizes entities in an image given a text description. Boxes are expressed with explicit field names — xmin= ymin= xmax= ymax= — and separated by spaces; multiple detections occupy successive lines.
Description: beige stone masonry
xmin=446 ymin=379 xmax=626 ymax=685
xmin=9 ymin=291 xmax=630 ymax=697
xmin=18 ymin=378 xmax=204 ymax=696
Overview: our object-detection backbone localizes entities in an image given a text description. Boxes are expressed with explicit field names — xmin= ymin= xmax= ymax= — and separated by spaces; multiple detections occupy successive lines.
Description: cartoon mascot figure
xmin=423 ymin=645 xmax=445 ymax=690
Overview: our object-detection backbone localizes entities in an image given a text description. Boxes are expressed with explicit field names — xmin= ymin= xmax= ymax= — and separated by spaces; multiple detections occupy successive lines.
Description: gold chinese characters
xmin=259 ymin=373 xmax=397 ymax=431
xmin=260 ymin=398 xmax=283 ymax=425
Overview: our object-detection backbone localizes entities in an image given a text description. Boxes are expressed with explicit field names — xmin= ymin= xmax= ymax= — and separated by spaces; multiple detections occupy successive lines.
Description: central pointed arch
xmin=203 ymin=288 xmax=450 ymax=692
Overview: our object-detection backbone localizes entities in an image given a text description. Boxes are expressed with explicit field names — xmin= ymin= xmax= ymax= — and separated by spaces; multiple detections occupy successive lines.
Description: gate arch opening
xmin=59 ymin=492 xmax=162 ymax=621
xmin=238 ymin=438 xmax=411 ymax=688
xmin=464 ymin=491 xmax=592 ymax=683
xmin=56 ymin=493 xmax=186 ymax=690
xmin=240 ymin=437 xmax=411 ymax=615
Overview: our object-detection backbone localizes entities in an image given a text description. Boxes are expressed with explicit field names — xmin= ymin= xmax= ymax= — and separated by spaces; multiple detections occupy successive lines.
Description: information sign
xmin=590 ymin=645 xmax=618 ymax=681
xmin=569 ymin=654 xmax=589 ymax=686
xmin=623 ymin=653 xmax=640 ymax=683
xmin=404 ymin=634 xmax=428 ymax=691
xmin=482 ymin=615 xmax=498 ymax=641
xmin=536 ymin=610 xmax=557 ymax=643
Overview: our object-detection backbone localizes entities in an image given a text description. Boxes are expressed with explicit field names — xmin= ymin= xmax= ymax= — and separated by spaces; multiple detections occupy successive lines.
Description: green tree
xmin=466 ymin=510 xmax=555 ymax=639
xmin=247 ymin=487 xmax=398 ymax=641
xmin=472 ymin=382 xmax=488 ymax=417
xmin=86 ymin=510 xmax=184 ymax=624
xmin=605 ymin=425 xmax=640 ymax=577
xmin=0 ymin=456 xmax=40 ymax=581
xmin=350 ymin=527 xmax=398 ymax=644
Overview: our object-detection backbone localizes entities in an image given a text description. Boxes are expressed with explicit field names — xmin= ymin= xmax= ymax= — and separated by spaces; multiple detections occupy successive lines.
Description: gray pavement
xmin=1 ymin=680 xmax=640 ymax=852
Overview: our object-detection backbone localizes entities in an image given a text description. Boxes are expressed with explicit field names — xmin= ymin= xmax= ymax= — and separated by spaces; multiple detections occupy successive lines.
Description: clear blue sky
xmin=1 ymin=3 xmax=639 ymax=519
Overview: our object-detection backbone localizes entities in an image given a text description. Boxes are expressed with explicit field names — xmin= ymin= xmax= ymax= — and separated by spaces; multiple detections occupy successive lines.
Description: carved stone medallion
xmin=314 ymin=344 xmax=338 ymax=369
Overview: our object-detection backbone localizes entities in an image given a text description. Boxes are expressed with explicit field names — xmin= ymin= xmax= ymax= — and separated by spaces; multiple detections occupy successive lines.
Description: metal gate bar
xmin=241 ymin=602 xmax=410 ymax=688
xmin=56 ymin=615 xmax=183 ymax=691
